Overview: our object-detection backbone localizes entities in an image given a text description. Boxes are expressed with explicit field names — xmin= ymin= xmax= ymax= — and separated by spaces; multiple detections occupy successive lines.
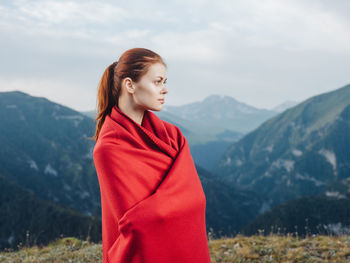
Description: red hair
xmin=89 ymin=48 xmax=166 ymax=142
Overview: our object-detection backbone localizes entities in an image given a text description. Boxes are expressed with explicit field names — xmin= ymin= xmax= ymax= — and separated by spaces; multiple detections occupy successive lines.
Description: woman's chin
xmin=148 ymin=105 xmax=163 ymax=111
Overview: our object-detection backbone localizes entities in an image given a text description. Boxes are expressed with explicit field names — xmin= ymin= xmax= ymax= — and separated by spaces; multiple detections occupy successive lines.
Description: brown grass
xmin=1 ymin=234 xmax=349 ymax=262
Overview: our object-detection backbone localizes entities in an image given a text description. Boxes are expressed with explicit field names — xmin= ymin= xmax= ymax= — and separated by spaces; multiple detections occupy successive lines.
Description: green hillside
xmin=198 ymin=166 xmax=266 ymax=237
xmin=0 ymin=91 xmax=100 ymax=216
xmin=241 ymin=194 xmax=350 ymax=237
xmin=214 ymin=83 xmax=350 ymax=207
xmin=0 ymin=174 xmax=101 ymax=250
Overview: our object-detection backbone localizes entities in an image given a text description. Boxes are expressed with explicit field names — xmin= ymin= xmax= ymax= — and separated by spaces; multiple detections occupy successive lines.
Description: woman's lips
xmin=159 ymin=99 xmax=164 ymax=103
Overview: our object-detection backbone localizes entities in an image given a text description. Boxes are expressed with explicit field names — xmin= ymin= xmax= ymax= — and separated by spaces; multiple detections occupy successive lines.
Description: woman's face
xmin=132 ymin=62 xmax=168 ymax=111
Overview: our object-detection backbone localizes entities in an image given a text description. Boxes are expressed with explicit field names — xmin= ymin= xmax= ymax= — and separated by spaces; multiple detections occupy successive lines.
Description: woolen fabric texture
xmin=93 ymin=104 xmax=211 ymax=263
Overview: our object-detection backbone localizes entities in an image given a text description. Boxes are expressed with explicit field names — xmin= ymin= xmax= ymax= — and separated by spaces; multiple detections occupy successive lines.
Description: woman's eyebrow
xmin=156 ymin=76 xmax=167 ymax=81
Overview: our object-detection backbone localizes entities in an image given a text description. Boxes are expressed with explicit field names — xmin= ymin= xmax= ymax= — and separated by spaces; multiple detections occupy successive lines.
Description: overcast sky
xmin=0 ymin=0 xmax=349 ymax=111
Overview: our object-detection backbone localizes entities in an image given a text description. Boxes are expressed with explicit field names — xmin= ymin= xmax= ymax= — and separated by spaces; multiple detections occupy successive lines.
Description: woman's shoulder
xmin=98 ymin=116 xmax=119 ymax=140
xmin=93 ymin=117 xmax=120 ymax=154
xmin=148 ymin=110 xmax=184 ymax=137
xmin=159 ymin=118 xmax=186 ymax=148
xmin=161 ymin=119 xmax=182 ymax=134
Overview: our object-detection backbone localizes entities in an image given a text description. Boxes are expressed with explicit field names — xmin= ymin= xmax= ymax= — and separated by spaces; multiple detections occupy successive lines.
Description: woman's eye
xmin=155 ymin=80 xmax=166 ymax=85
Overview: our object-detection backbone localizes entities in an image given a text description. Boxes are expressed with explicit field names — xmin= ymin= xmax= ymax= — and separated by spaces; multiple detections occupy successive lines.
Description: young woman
xmin=92 ymin=48 xmax=211 ymax=263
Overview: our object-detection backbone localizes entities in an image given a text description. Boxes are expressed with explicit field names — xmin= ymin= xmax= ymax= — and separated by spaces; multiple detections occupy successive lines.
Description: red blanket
xmin=93 ymin=105 xmax=211 ymax=263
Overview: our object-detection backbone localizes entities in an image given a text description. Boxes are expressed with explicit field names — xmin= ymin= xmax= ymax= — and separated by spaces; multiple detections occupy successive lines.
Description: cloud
xmin=0 ymin=0 xmax=127 ymax=40
xmin=2 ymin=0 xmax=349 ymax=53
xmin=0 ymin=0 xmax=350 ymax=111
xmin=0 ymin=76 xmax=96 ymax=110
xmin=9 ymin=0 xmax=126 ymax=25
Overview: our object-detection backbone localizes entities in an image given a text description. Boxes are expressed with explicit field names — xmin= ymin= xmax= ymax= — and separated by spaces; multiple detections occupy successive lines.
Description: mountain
xmin=0 ymin=173 xmax=101 ymax=250
xmin=0 ymin=91 xmax=100 ymax=216
xmin=213 ymin=83 xmax=350 ymax=208
xmin=1 ymin=90 xmax=268 ymax=241
xmin=156 ymin=95 xmax=277 ymax=169
xmin=323 ymin=177 xmax=350 ymax=200
xmin=158 ymin=94 xmax=277 ymax=133
xmin=241 ymin=192 xmax=350 ymax=237
xmin=80 ymin=110 xmax=96 ymax=120
xmin=272 ymin=100 xmax=299 ymax=113
xmin=197 ymin=166 xmax=267 ymax=237
xmin=190 ymin=140 xmax=236 ymax=171
xmin=81 ymin=95 xmax=278 ymax=169
xmin=81 ymin=94 xmax=278 ymax=145
xmin=156 ymin=94 xmax=278 ymax=144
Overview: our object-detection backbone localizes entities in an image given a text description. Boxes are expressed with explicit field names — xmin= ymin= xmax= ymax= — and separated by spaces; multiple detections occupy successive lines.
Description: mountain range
xmin=82 ymin=94 xmax=291 ymax=145
xmin=1 ymin=84 xmax=349 ymax=250
xmin=0 ymin=173 xmax=101 ymax=250
xmin=0 ymin=91 xmax=100 ymax=216
xmin=213 ymin=83 xmax=350 ymax=209
xmin=0 ymin=90 xmax=269 ymax=247
xmin=82 ymin=94 xmax=292 ymax=170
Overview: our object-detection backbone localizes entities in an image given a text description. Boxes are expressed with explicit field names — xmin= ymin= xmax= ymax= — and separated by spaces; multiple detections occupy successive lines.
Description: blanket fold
xmin=93 ymin=105 xmax=211 ymax=263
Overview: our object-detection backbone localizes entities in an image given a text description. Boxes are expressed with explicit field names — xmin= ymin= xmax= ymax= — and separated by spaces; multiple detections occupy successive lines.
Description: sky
xmin=0 ymin=0 xmax=349 ymax=112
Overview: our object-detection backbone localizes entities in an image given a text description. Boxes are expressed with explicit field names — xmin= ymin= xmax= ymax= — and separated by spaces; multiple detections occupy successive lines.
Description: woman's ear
xmin=122 ymin=77 xmax=136 ymax=94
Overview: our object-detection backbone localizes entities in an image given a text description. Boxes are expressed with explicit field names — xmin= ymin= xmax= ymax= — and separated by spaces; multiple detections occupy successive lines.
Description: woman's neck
xmin=117 ymin=96 xmax=145 ymax=126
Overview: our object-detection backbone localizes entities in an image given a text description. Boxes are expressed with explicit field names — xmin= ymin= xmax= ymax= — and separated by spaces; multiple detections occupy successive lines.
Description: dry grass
xmin=209 ymin=233 xmax=350 ymax=263
xmin=0 ymin=234 xmax=349 ymax=262
xmin=0 ymin=237 xmax=102 ymax=263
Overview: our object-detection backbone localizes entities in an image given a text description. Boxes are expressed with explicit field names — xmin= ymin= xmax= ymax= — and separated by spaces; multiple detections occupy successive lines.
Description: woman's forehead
xmin=146 ymin=63 xmax=166 ymax=77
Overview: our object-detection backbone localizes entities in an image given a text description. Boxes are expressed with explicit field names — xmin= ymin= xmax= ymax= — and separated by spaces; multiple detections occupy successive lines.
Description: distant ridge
xmin=214 ymin=83 xmax=350 ymax=208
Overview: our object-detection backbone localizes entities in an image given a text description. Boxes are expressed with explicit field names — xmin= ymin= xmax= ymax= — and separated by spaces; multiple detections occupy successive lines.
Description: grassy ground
xmin=0 ymin=234 xmax=349 ymax=262
xmin=209 ymin=233 xmax=350 ymax=262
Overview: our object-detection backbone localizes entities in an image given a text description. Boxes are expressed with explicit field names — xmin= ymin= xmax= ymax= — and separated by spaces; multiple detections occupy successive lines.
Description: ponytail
xmin=88 ymin=61 xmax=118 ymax=142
